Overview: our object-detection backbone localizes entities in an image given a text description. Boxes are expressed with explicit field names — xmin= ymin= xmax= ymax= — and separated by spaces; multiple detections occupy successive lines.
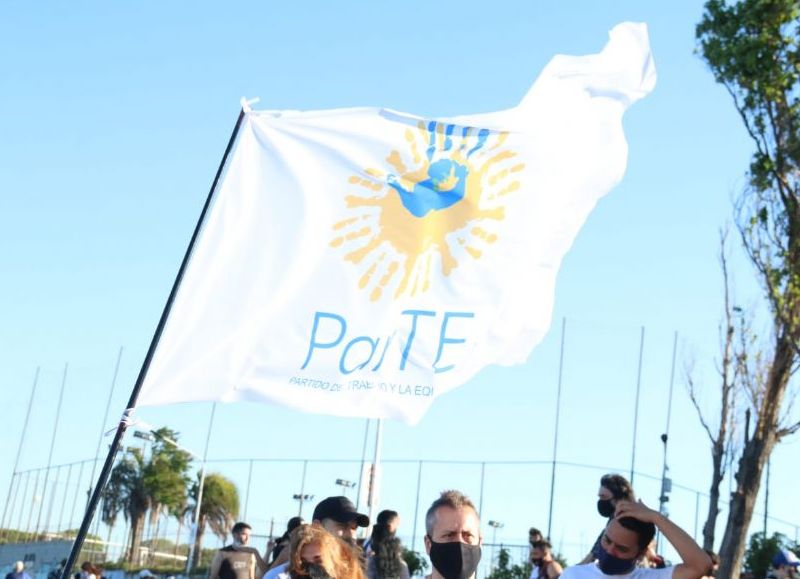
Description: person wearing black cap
xmin=312 ymin=496 xmax=370 ymax=544
xmin=264 ymin=497 xmax=370 ymax=579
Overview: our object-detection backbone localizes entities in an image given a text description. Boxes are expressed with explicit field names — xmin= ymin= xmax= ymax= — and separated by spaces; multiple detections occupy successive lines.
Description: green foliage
xmin=186 ymin=471 xmax=239 ymax=569
xmin=742 ymin=532 xmax=799 ymax=578
xmin=402 ymin=548 xmax=429 ymax=577
xmin=145 ymin=428 xmax=193 ymax=517
xmin=190 ymin=472 xmax=240 ymax=540
xmin=697 ymin=0 xmax=800 ymax=323
xmin=103 ymin=450 xmax=149 ymax=527
xmin=102 ymin=428 xmax=194 ymax=563
xmin=486 ymin=548 xmax=532 ymax=579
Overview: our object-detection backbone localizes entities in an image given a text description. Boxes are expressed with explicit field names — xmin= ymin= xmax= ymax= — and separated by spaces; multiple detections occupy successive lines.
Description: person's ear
xmin=424 ymin=535 xmax=432 ymax=555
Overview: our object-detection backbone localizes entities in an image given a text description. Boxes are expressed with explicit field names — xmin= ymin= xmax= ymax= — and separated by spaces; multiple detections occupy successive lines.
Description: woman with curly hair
xmin=367 ymin=524 xmax=409 ymax=579
xmin=288 ymin=524 xmax=364 ymax=579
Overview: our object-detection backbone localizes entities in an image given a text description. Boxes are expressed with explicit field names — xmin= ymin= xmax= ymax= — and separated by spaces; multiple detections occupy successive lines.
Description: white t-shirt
xmin=562 ymin=563 xmax=674 ymax=579
xmin=529 ymin=567 xmax=539 ymax=579
xmin=264 ymin=563 xmax=290 ymax=579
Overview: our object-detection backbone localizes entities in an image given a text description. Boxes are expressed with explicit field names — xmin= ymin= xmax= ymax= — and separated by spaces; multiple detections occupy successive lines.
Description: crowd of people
xmin=24 ymin=473 xmax=797 ymax=579
xmin=203 ymin=473 xmax=730 ymax=579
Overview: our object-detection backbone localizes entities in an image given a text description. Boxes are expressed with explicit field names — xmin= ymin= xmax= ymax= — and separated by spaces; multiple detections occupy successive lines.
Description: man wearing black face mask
xmin=563 ymin=501 xmax=710 ymax=579
xmin=580 ymin=474 xmax=637 ymax=565
xmin=423 ymin=490 xmax=482 ymax=579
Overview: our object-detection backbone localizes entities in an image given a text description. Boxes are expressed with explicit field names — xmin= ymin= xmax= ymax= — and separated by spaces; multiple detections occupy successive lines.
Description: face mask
xmin=597 ymin=499 xmax=615 ymax=518
xmin=531 ymin=558 xmax=544 ymax=567
xmin=302 ymin=563 xmax=333 ymax=579
xmin=595 ymin=547 xmax=637 ymax=576
xmin=428 ymin=539 xmax=482 ymax=579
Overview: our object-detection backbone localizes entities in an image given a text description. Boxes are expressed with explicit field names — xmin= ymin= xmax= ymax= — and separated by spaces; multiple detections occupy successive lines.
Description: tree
xmin=103 ymin=449 xmax=149 ymax=564
xmin=697 ymin=1 xmax=800 ymax=577
xmin=401 ymin=549 xmax=429 ymax=577
xmin=486 ymin=548 xmax=532 ymax=579
xmin=102 ymin=429 xmax=193 ymax=565
xmin=742 ymin=532 xmax=797 ymax=579
xmin=686 ymin=231 xmax=743 ymax=551
xmin=187 ymin=472 xmax=239 ymax=569
xmin=142 ymin=428 xmax=192 ymax=563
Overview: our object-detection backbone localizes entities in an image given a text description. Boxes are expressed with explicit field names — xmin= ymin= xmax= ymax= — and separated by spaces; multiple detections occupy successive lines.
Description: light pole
xmin=335 ymin=479 xmax=356 ymax=498
xmin=487 ymin=520 xmax=504 ymax=571
xmin=293 ymin=494 xmax=314 ymax=517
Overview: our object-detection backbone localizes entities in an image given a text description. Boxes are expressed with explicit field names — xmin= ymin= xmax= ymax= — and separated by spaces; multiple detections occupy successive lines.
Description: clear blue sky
xmin=1 ymin=0 xmax=798 ymax=570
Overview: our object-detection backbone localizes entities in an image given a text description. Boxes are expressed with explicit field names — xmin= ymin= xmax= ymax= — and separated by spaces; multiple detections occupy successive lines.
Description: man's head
xmin=598 ymin=517 xmax=655 ymax=563
xmin=772 ymin=549 xmax=800 ymax=578
xmin=531 ymin=540 xmax=553 ymax=566
xmin=424 ymin=490 xmax=482 ymax=579
xmin=597 ymin=474 xmax=635 ymax=518
xmin=599 ymin=474 xmax=635 ymax=502
xmin=529 ymin=527 xmax=543 ymax=545
xmin=312 ymin=496 xmax=369 ymax=542
xmin=231 ymin=522 xmax=252 ymax=545
xmin=14 ymin=562 xmax=24 ymax=573
xmin=377 ymin=509 xmax=400 ymax=535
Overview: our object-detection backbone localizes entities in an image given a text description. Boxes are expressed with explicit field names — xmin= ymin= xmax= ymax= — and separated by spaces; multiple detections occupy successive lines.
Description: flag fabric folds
xmin=137 ymin=22 xmax=656 ymax=424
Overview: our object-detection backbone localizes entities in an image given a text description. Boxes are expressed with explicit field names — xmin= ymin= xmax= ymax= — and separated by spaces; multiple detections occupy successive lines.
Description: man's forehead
xmin=433 ymin=505 xmax=480 ymax=530
xmin=606 ymin=519 xmax=639 ymax=548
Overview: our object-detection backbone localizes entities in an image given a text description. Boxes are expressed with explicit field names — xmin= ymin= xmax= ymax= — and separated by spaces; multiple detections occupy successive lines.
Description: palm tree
xmin=103 ymin=449 xmax=149 ymax=563
xmin=102 ymin=429 xmax=192 ymax=565
xmin=142 ymin=428 xmax=192 ymax=564
xmin=186 ymin=472 xmax=239 ymax=569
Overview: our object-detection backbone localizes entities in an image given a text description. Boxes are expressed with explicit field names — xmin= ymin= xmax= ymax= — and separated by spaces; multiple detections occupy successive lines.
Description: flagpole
xmin=59 ymin=106 xmax=248 ymax=579
xmin=366 ymin=418 xmax=384 ymax=526
xmin=0 ymin=366 xmax=39 ymax=542
xmin=355 ymin=419 xmax=370 ymax=510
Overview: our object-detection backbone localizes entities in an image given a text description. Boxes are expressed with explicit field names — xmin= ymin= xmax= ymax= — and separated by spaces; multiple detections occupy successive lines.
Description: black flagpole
xmin=60 ymin=106 xmax=247 ymax=579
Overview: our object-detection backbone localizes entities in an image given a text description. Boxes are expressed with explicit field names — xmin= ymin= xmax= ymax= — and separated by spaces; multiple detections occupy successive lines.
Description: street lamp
xmin=293 ymin=494 xmax=315 ymax=517
xmin=487 ymin=520 xmax=504 ymax=570
xmin=335 ymin=478 xmax=356 ymax=498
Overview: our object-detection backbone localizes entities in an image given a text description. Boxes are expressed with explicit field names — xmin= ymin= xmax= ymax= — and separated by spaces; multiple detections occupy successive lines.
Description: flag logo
xmin=331 ymin=121 xmax=525 ymax=302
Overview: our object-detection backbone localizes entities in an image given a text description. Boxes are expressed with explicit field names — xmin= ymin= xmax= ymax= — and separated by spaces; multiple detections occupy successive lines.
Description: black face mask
xmin=301 ymin=563 xmax=333 ymax=579
xmin=595 ymin=547 xmax=637 ymax=576
xmin=428 ymin=538 xmax=482 ymax=579
xmin=597 ymin=499 xmax=615 ymax=518
xmin=531 ymin=558 xmax=544 ymax=567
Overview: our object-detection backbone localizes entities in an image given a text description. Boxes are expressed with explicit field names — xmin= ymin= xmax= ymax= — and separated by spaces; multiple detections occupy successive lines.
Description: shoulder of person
xmin=265 ymin=563 xmax=289 ymax=579
xmin=630 ymin=567 xmax=674 ymax=579
xmin=561 ymin=563 xmax=601 ymax=579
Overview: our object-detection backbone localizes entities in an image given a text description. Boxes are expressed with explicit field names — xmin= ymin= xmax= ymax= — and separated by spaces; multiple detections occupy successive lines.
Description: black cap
xmin=312 ymin=496 xmax=369 ymax=527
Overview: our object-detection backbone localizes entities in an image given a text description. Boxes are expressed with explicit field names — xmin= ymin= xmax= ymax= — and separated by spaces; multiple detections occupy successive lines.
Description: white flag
xmin=137 ymin=22 xmax=656 ymax=424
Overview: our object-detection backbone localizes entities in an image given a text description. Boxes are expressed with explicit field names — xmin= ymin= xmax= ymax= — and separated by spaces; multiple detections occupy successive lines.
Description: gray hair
xmin=425 ymin=490 xmax=478 ymax=535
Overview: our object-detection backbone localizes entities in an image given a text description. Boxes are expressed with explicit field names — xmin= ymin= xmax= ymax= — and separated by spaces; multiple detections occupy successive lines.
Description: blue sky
xmin=1 ymin=0 xmax=799 ymax=569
